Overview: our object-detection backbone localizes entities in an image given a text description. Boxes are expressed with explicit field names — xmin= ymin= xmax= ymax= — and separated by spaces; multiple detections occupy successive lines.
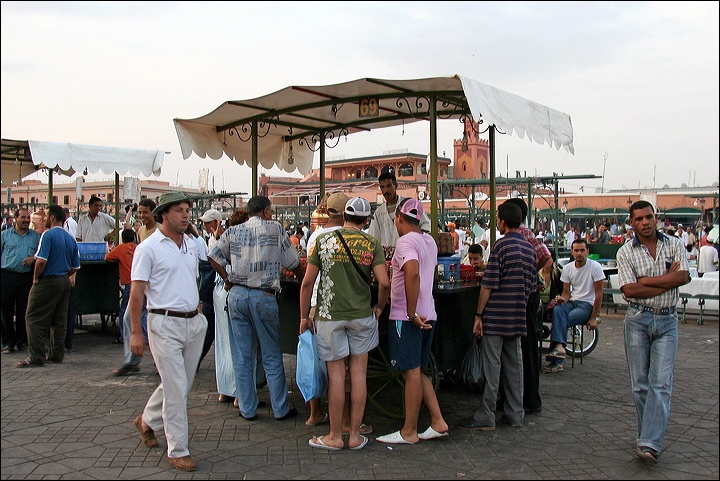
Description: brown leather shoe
xmin=134 ymin=415 xmax=159 ymax=448
xmin=168 ymin=455 xmax=197 ymax=471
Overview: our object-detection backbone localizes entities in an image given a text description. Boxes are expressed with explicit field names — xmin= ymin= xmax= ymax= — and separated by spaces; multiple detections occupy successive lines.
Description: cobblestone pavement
xmin=1 ymin=312 xmax=718 ymax=480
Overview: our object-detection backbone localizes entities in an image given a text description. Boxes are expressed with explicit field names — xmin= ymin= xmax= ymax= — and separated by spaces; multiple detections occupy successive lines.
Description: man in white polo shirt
xmin=128 ymin=192 xmax=207 ymax=472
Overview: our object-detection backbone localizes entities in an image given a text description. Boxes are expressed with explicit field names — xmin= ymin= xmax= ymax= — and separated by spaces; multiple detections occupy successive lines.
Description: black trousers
xmin=521 ymin=290 xmax=542 ymax=412
xmin=1 ymin=269 xmax=33 ymax=349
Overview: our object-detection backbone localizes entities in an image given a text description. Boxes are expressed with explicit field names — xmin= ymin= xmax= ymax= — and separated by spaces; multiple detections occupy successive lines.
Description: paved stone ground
xmin=1 ymin=311 xmax=718 ymax=480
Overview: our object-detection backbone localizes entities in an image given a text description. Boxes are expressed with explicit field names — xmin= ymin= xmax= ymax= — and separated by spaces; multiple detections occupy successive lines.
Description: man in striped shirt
xmin=458 ymin=202 xmax=536 ymax=431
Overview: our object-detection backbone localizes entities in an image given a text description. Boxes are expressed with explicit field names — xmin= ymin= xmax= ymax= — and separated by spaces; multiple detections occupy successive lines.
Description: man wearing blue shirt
xmin=17 ymin=205 xmax=80 ymax=368
xmin=1 ymin=208 xmax=40 ymax=353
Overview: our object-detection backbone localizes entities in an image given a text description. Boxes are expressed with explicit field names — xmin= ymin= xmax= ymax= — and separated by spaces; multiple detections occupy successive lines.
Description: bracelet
xmin=406 ymin=313 xmax=419 ymax=321
xmin=475 ymin=312 xmax=483 ymax=317
xmin=300 ymin=318 xmax=310 ymax=321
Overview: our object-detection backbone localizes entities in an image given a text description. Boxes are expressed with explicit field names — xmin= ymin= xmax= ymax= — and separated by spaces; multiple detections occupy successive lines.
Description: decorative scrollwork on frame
xmin=228 ymin=115 xmax=280 ymax=142
xmin=395 ymin=96 xmax=431 ymax=119
xmin=436 ymin=97 xmax=467 ymax=119
xmin=459 ymin=113 xmax=506 ymax=136
xmin=322 ymin=128 xmax=349 ymax=149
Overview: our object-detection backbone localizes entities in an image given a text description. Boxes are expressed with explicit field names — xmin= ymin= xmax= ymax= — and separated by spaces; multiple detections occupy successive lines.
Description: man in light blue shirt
xmin=1 ymin=208 xmax=40 ymax=353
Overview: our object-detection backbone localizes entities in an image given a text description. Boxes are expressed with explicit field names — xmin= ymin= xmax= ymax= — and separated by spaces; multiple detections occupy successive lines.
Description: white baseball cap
xmin=199 ymin=209 xmax=222 ymax=222
xmin=344 ymin=197 xmax=373 ymax=218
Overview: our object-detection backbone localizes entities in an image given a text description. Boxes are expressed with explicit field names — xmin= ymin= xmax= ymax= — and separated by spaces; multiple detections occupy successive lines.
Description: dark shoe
xmin=45 ymin=356 xmax=63 ymax=364
xmin=457 ymin=418 xmax=495 ymax=431
xmin=635 ymin=447 xmax=659 ymax=464
xmin=168 ymin=455 xmax=197 ymax=471
xmin=525 ymin=407 xmax=542 ymax=415
xmin=16 ymin=343 xmax=27 ymax=352
xmin=218 ymin=394 xmax=234 ymax=403
xmin=256 ymin=380 xmax=268 ymax=389
xmin=113 ymin=363 xmax=140 ymax=376
xmin=275 ymin=407 xmax=298 ymax=421
xmin=239 ymin=412 xmax=257 ymax=421
xmin=134 ymin=415 xmax=159 ymax=448
xmin=500 ymin=415 xmax=522 ymax=427
xmin=2 ymin=345 xmax=13 ymax=354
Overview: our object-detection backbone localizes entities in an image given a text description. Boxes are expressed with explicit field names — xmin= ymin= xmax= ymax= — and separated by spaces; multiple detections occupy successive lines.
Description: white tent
xmin=174 ymin=75 xmax=573 ymax=176
xmin=174 ymin=74 xmax=574 ymax=238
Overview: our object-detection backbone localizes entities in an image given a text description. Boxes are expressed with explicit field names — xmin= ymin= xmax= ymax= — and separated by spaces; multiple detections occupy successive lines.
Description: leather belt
xmin=628 ymin=302 xmax=675 ymax=315
xmin=149 ymin=309 xmax=199 ymax=318
xmin=232 ymin=284 xmax=276 ymax=295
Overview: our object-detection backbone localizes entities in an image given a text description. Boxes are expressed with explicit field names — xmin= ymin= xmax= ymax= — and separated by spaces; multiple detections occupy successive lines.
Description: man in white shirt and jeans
xmin=544 ymin=238 xmax=605 ymax=373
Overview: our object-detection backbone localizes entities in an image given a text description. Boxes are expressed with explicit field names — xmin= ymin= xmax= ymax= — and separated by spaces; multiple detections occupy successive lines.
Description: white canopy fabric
xmin=27 ymin=140 xmax=164 ymax=177
xmin=174 ymin=74 xmax=574 ymax=175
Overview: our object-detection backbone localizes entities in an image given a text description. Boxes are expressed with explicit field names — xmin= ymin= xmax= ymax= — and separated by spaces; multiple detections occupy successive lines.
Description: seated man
xmin=461 ymin=243 xmax=486 ymax=271
xmin=544 ymin=238 xmax=605 ymax=373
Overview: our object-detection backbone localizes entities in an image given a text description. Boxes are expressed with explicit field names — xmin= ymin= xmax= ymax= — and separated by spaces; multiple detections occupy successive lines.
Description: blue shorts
xmin=387 ymin=319 xmax=436 ymax=371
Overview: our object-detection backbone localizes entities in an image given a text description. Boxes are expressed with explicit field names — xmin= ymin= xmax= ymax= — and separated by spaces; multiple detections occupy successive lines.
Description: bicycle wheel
xmin=565 ymin=325 xmax=599 ymax=357
xmin=366 ymin=345 xmax=438 ymax=419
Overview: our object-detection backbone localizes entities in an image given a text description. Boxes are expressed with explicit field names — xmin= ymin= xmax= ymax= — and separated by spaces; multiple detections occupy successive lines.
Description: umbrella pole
xmin=251 ymin=120 xmax=258 ymax=197
xmin=429 ymin=96 xmax=438 ymax=239
xmin=115 ymin=172 xmax=120 ymax=246
xmin=489 ymin=127 xmax=496 ymax=246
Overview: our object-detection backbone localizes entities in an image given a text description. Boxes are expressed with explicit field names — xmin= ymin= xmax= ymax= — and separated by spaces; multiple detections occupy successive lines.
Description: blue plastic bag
xmin=296 ymin=330 xmax=328 ymax=403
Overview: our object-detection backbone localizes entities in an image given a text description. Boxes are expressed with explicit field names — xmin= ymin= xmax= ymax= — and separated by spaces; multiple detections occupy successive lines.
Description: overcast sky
xmin=2 ymin=1 xmax=718 ymax=196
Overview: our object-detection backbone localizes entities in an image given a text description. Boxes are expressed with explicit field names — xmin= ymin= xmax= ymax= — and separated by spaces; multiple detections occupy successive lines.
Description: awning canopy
xmin=174 ymin=75 xmax=575 ymax=175
xmin=1 ymin=139 xmax=165 ymax=184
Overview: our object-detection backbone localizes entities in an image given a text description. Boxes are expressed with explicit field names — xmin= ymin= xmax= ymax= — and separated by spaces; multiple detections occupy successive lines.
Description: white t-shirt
xmin=697 ymin=245 xmax=719 ymax=274
xmin=76 ymin=211 xmax=116 ymax=242
xmin=560 ymin=259 xmax=606 ymax=305
xmin=131 ymin=229 xmax=199 ymax=311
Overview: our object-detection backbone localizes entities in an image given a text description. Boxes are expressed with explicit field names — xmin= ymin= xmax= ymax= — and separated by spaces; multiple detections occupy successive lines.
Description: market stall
xmin=1 ymin=138 xmax=166 ymax=327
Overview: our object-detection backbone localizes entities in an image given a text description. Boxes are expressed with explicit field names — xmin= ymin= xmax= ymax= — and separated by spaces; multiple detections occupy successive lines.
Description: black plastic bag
xmin=458 ymin=336 xmax=485 ymax=393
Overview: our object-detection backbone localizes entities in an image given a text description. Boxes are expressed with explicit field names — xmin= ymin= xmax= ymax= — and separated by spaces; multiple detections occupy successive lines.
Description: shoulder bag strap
xmin=335 ymin=230 xmax=371 ymax=286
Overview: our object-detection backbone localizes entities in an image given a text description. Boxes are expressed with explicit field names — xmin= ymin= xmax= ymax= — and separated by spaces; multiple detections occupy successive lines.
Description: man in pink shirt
xmin=376 ymin=198 xmax=449 ymax=444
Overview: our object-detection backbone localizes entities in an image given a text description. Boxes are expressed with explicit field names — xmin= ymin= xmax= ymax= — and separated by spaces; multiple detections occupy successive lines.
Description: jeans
xmin=118 ymin=285 xmax=148 ymax=343
xmin=227 ymin=285 xmax=291 ymax=419
xmin=121 ymin=286 xmax=148 ymax=366
xmin=551 ymin=300 xmax=593 ymax=347
xmin=624 ymin=307 xmax=678 ymax=454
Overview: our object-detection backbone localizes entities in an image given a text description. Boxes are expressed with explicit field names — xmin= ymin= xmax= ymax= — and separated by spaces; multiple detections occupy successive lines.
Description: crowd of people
xmin=2 ymin=177 xmax=719 ymax=470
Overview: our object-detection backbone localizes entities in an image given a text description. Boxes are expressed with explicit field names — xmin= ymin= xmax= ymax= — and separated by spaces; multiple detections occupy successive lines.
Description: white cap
xmin=344 ymin=197 xmax=373 ymax=218
xmin=199 ymin=209 xmax=222 ymax=222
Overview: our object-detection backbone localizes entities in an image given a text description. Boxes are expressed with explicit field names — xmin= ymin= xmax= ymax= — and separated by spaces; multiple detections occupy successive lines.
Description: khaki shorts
xmin=315 ymin=314 xmax=378 ymax=362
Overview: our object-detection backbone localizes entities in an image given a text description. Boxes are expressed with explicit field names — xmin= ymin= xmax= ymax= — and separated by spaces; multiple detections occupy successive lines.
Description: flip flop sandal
xmin=547 ymin=348 xmax=566 ymax=359
xmin=305 ymin=413 xmax=329 ymax=426
xmin=308 ymin=435 xmax=342 ymax=451
xmin=543 ymin=364 xmax=564 ymax=373
xmin=342 ymin=423 xmax=373 ymax=435
xmin=16 ymin=358 xmax=43 ymax=368
xmin=349 ymin=435 xmax=368 ymax=450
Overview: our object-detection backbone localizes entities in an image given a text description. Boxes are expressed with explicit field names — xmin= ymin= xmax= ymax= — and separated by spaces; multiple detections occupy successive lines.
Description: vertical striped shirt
xmin=616 ymin=231 xmax=689 ymax=309
xmin=480 ymin=231 xmax=537 ymax=336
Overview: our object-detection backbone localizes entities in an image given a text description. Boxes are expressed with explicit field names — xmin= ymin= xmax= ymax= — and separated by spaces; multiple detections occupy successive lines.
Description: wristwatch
xmin=407 ymin=313 xmax=419 ymax=321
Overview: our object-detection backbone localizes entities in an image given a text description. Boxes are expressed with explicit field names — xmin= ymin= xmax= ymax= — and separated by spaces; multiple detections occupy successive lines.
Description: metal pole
xmin=48 ymin=169 xmax=54 ymax=206
xmin=251 ymin=120 xmax=258 ymax=196
xmin=319 ymin=132 xmax=326 ymax=200
xmin=489 ymin=127 xmax=496 ymax=246
xmin=429 ymin=97 xmax=438 ymax=239
xmin=115 ymin=172 xmax=120 ymax=245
